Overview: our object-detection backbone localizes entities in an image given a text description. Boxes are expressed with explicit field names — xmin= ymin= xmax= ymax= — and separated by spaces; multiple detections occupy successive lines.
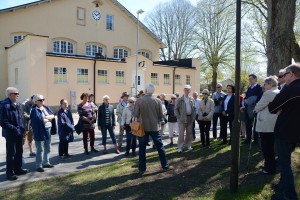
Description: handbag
xmin=74 ymin=119 xmax=83 ymax=135
xmin=131 ymin=100 xmax=145 ymax=137
xmin=50 ymin=118 xmax=57 ymax=135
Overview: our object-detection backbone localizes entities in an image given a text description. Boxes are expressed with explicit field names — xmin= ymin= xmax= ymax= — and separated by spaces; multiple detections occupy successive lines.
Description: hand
xmin=92 ymin=114 xmax=96 ymax=118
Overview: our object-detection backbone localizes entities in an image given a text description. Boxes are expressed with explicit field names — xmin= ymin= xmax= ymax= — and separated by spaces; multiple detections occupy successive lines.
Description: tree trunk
xmin=211 ymin=66 xmax=217 ymax=93
xmin=266 ymin=0 xmax=296 ymax=75
xmin=292 ymin=32 xmax=300 ymax=62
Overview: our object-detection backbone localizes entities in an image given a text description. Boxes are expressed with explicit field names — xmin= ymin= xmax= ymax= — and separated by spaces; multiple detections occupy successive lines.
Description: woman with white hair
xmin=167 ymin=94 xmax=178 ymax=145
xmin=254 ymin=76 xmax=280 ymax=175
xmin=120 ymin=97 xmax=137 ymax=156
xmin=97 ymin=95 xmax=120 ymax=154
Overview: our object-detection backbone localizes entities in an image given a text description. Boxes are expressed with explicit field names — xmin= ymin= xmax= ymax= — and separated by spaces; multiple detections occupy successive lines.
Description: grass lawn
xmin=0 ymin=141 xmax=299 ymax=200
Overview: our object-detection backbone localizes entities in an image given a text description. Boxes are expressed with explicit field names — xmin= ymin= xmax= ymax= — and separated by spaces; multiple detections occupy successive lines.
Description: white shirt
xmin=224 ymin=95 xmax=232 ymax=111
xmin=184 ymin=96 xmax=192 ymax=115
xmin=251 ymin=83 xmax=258 ymax=89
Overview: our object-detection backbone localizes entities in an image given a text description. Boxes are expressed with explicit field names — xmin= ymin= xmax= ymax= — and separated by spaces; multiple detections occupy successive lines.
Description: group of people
xmin=1 ymin=63 xmax=299 ymax=200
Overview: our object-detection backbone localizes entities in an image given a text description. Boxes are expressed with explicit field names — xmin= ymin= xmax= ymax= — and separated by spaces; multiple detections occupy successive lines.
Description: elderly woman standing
xmin=77 ymin=93 xmax=98 ymax=155
xmin=30 ymin=94 xmax=55 ymax=172
xmin=98 ymin=95 xmax=120 ymax=154
xmin=167 ymin=94 xmax=178 ymax=145
xmin=254 ymin=76 xmax=280 ymax=175
xmin=198 ymin=89 xmax=214 ymax=148
xmin=121 ymin=97 xmax=137 ymax=156
xmin=57 ymin=99 xmax=74 ymax=160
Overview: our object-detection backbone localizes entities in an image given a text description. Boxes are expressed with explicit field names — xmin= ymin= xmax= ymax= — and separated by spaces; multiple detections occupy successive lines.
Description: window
xmin=86 ymin=44 xmax=103 ymax=56
xmin=106 ymin=15 xmax=114 ymax=31
xmin=13 ymin=35 xmax=25 ymax=44
xmin=15 ymin=68 xmax=19 ymax=84
xmin=54 ymin=67 xmax=67 ymax=83
xmin=77 ymin=68 xmax=88 ymax=83
xmin=175 ymin=74 xmax=181 ymax=85
xmin=98 ymin=70 xmax=108 ymax=83
xmin=77 ymin=7 xmax=86 ymax=26
xmin=113 ymin=48 xmax=129 ymax=59
xmin=186 ymin=75 xmax=191 ymax=85
xmin=116 ymin=71 xmax=125 ymax=83
xmin=164 ymin=74 xmax=170 ymax=85
xmin=138 ymin=51 xmax=151 ymax=59
xmin=151 ymin=73 xmax=158 ymax=85
xmin=53 ymin=40 xmax=74 ymax=54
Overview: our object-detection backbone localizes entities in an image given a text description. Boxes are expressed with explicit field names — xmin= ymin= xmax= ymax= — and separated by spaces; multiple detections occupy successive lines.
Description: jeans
xmin=6 ymin=135 xmax=23 ymax=175
xmin=101 ymin=125 xmax=117 ymax=145
xmin=138 ymin=131 xmax=169 ymax=172
xmin=124 ymin=124 xmax=136 ymax=154
xmin=59 ymin=141 xmax=69 ymax=156
xmin=83 ymin=128 xmax=95 ymax=151
xmin=199 ymin=120 xmax=211 ymax=146
xmin=192 ymin=114 xmax=201 ymax=139
xmin=276 ymin=138 xmax=298 ymax=200
xmin=35 ymin=128 xmax=51 ymax=168
xmin=259 ymin=133 xmax=276 ymax=173
xmin=213 ymin=113 xmax=223 ymax=139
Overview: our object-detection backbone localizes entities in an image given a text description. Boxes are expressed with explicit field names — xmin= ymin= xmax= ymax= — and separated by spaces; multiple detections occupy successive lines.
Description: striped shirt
xmin=105 ymin=106 xmax=111 ymax=125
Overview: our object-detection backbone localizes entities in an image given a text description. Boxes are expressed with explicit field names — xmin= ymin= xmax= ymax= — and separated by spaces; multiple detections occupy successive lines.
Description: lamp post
xmin=135 ymin=9 xmax=144 ymax=96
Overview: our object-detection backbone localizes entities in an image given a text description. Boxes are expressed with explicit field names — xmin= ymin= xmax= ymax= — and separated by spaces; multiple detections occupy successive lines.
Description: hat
xmin=184 ymin=85 xmax=191 ymax=89
xmin=202 ymin=89 xmax=209 ymax=94
xmin=121 ymin=92 xmax=129 ymax=98
xmin=33 ymin=94 xmax=44 ymax=102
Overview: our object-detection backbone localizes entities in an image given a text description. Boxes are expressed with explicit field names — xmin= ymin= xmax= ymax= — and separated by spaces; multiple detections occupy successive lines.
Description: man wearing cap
xmin=175 ymin=85 xmax=196 ymax=152
xmin=212 ymin=83 xmax=226 ymax=139
xmin=116 ymin=92 xmax=129 ymax=148
xmin=1 ymin=87 xmax=28 ymax=180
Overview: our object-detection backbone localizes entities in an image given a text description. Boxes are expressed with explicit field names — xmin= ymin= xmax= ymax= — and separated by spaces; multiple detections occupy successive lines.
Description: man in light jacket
xmin=134 ymin=83 xmax=172 ymax=174
xmin=175 ymin=85 xmax=196 ymax=152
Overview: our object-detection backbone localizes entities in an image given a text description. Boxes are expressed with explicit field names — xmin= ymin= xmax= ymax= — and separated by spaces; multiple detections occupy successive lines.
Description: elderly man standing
xmin=1 ymin=87 xmax=28 ymax=180
xmin=175 ymin=85 xmax=196 ymax=152
xmin=269 ymin=64 xmax=300 ymax=200
xmin=116 ymin=92 xmax=129 ymax=148
xmin=212 ymin=83 xmax=226 ymax=140
xmin=134 ymin=83 xmax=172 ymax=174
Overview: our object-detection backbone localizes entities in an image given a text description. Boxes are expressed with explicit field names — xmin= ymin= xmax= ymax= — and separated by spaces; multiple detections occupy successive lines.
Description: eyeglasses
xmin=10 ymin=93 xmax=19 ymax=95
xmin=37 ymin=99 xmax=45 ymax=102
xmin=129 ymin=101 xmax=134 ymax=103
xmin=278 ymin=75 xmax=284 ymax=78
xmin=202 ymin=93 xmax=208 ymax=95
xmin=283 ymin=71 xmax=291 ymax=77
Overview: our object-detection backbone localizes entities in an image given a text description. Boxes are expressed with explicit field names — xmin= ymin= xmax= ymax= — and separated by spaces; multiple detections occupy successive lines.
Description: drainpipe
xmin=93 ymin=59 xmax=96 ymax=101
xmin=173 ymin=67 xmax=176 ymax=94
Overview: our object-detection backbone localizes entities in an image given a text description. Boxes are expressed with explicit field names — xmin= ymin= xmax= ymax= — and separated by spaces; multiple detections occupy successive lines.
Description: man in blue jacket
xmin=0 ymin=87 xmax=28 ymax=180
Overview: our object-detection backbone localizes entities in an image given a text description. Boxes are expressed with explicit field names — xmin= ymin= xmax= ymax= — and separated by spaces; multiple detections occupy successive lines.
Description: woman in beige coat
xmin=198 ymin=89 xmax=214 ymax=147
xmin=254 ymin=76 xmax=280 ymax=175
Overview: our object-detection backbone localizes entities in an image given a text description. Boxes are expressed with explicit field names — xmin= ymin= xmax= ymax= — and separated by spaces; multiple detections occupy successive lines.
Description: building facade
xmin=0 ymin=0 xmax=200 ymax=108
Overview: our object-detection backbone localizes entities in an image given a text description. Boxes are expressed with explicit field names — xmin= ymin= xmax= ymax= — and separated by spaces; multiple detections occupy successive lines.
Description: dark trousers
xmin=192 ymin=114 xmax=201 ymax=139
xmin=259 ymin=132 xmax=276 ymax=173
xmin=101 ymin=125 xmax=117 ymax=145
xmin=6 ymin=136 xmax=23 ymax=175
xmin=276 ymin=138 xmax=298 ymax=200
xmin=124 ymin=124 xmax=137 ymax=154
xmin=213 ymin=113 xmax=223 ymax=139
xmin=83 ymin=129 xmax=95 ymax=151
xmin=220 ymin=115 xmax=233 ymax=143
xmin=199 ymin=121 xmax=211 ymax=146
xmin=59 ymin=141 xmax=69 ymax=156
xmin=245 ymin=112 xmax=258 ymax=143
xmin=138 ymin=131 xmax=169 ymax=172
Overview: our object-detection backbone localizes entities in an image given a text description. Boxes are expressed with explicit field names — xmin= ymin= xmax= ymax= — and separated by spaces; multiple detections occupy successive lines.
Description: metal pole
xmin=230 ymin=0 xmax=241 ymax=193
xmin=135 ymin=9 xmax=144 ymax=96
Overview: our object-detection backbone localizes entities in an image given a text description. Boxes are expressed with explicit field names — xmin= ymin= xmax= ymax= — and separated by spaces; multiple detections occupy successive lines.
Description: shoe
xmin=22 ymin=156 xmax=26 ymax=164
xmin=115 ymin=149 xmax=120 ymax=154
xmin=65 ymin=154 xmax=72 ymax=158
xmin=29 ymin=152 xmax=36 ymax=157
xmin=169 ymin=142 xmax=173 ymax=146
xmin=178 ymin=148 xmax=182 ymax=153
xmin=132 ymin=152 xmax=136 ymax=157
xmin=36 ymin=167 xmax=44 ymax=172
xmin=85 ymin=150 xmax=90 ymax=155
xmin=43 ymin=164 xmax=54 ymax=168
xmin=152 ymin=145 xmax=156 ymax=149
xmin=242 ymin=140 xmax=250 ymax=144
xmin=124 ymin=152 xmax=129 ymax=157
xmin=138 ymin=170 xmax=145 ymax=175
xmin=187 ymin=146 xmax=193 ymax=150
xmin=271 ymin=183 xmax=282 ymax=193
xmin=6 ymin=174 xmax=18 ymax=181
xmin=15 ymin=169 xmax=28 ymax=176
xmin=103 ymin=150 xmax=108 ymax=154
xmin=163 ymin=166 xmax=174 ymax=172
xmin=206 ymin=145 xmax=210 ymax=148
xmin=91 ymin=148 xmax=99 ymax=153
xmin=219 ymin=141 xmax=227 ymax=145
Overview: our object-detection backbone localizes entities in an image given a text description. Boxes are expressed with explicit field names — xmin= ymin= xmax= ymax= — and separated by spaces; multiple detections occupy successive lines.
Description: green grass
xmin=0 ymin=141 xmax=299 ymax=200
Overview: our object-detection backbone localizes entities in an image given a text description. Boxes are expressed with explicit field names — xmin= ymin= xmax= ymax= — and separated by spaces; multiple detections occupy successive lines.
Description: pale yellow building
xmin=0 ymin=0 xmax=201 ymax=108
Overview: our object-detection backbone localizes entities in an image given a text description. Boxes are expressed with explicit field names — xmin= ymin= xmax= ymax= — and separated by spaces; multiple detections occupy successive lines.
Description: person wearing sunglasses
xmin=30 ymin=94 xmax=55 ymax=172
xmin=212 ymin=83 xmax=226 ymax=140
xmin=277 ymin=69 xmax=286 ymax=91
xmin=1 ymin=87 xmax=28 ymax=180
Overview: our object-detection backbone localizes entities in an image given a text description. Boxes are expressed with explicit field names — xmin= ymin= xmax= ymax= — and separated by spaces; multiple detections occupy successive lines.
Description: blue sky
xmin=0 ymin=0 xmax=197 ymax=21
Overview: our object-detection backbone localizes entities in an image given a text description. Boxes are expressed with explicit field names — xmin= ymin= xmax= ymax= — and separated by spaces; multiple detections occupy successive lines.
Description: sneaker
xmin=36 ymin=167 xmax=44 ymax=172
xmin=115 ymin=149 xmax=120 ymax=154
xmin=15 ymin=169 xmax=28 ymax=176
xmin=29 ymin=152 xmax=36 ymax=157
xmin=187 ymin=146 xmax=193 ymax=150
xmin=22 ymin=156 xmax=26 ymax=164
xmin=6 ymin=174 xmax=18 ymax=181
xmin=178 ymin=148 xmax=183 ymax=153
xmin=43 ymin=164 xmax=54 ymax=168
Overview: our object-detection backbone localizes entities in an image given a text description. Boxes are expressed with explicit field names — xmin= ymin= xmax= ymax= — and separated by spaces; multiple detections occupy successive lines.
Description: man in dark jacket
xmin=0 ymin=87 xmax=28 ymax=180
xmin=268 ymin=64 xmax=300 ymax=200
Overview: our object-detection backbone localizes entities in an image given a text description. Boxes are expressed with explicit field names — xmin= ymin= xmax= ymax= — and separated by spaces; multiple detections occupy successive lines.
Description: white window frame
xmin=106 ymin=15 xmax=114 ymax=31
xmin=77 ymin=68 xmax=88 ymax=84
xmin=54 ymin=67 xmax=68 ymax=83
xmin=97 ymin=69 xmax=108 ymax=83
xmin=186 ymin=75 xmax=191 ymax=85
xmin=13 ymin=35 xmax=25 ymax=44
xmin=175 ymin=74 xmax=181 ymax=85
xmin=116 ymin=70 xmax=125 ymax=84
xmin=138 ymin=50 xmax=151 ymax=59
xmin=53 ymin=40 xmax=74 ymax=54
xmin=164 ymin=74 xmax=170 ymax=85
xmin=151 ymin=73 xmax=158 ymax=85
xmin=113 ymin=48 xmax=129 ymax=59
xmin=86 ymin=44 xmax=103 ymax=56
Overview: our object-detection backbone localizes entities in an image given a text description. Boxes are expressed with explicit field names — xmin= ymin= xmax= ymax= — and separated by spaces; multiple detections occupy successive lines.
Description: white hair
xmin=279 ymin=69 xmax=286 ymax=74
xmin=128 ymin=97 xmax=136 ymax=102
xmin=102 ymin=95 xmax=110 ymax=101
xmin=5 ymin=87 xmax=18 ymax=97
xmin=145 ymin=83 xmax=155 ymax=94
